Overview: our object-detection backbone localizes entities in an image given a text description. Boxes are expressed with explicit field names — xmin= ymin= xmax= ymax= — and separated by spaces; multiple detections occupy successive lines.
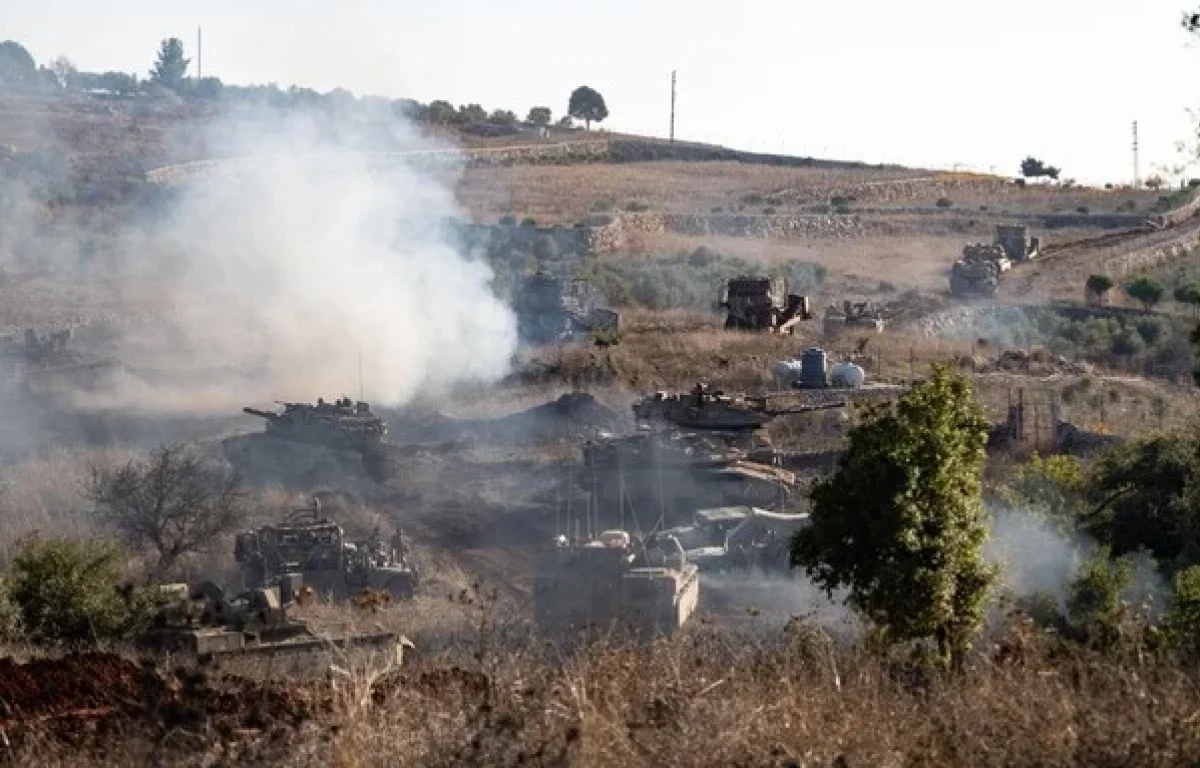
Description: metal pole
xmin=1132 ymin=120 xmax=1139 ymax=188
xmin=669 ymin=70 xmax=676 ymax=144
xmin=197 ymin=27 xmax=202 ymax=79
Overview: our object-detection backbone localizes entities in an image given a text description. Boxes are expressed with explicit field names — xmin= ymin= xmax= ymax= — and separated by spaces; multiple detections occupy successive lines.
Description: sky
xmin=6 ymin=0 xmax=1200 ymax=184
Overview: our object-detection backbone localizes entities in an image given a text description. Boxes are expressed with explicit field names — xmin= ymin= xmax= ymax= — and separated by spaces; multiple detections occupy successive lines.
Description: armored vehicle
xmin=0 ymin=327 xmax=123 ymax=397
xmin=821 ymin=300 xmax=885 ymax=337
xmin=532 ymin=530 xmax=700 ymax=641
xmin=581 ymin=431 xmax=799 ymax=530
xmin=226 ymin=397 xmax=396 ymax=483
xmin=949 ymin=243 xmax=1011 ymax=298
xmin=632 ymin=383 xmax=845 ymax=433
xmin=995 ymin=224 xmax=1041 ymax=263
xmin=718 ymin=276 xmax=812 ymax=332
xmin=138 ymin=578 xmax=411 ymax=663
xmin=233 ymin=498 xmax=419 ymax=600
xmin=513 ymin=272 xmax=619 ymax=346
xmin=675 ymin=507 xmax=811 ymax=573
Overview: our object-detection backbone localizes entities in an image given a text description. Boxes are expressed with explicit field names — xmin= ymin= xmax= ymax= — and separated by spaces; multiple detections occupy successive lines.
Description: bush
xmin=0 ymin=579 xmax=19 ymax=641
xmin=740 ymin=193 xmax=765 ymax=206
xmin=520 ymin=217 xmax=538 ymax=228
xmin=762 ymin=207 xmax=776 ymax=215
xmin=499 ymin=214 xmax=517 ymax=226
xmin=936 ymin=197 xmax=953 ymax=208
xmin=624 ymin=201 xmax=650 ymax=212
xmin=1164 ymin=565 xmax=1200 ymax=659
xmin=1134 ymin=316 xmax=1168 ymax=346
xmin=6 ymin=537 xmax=161 ymax=645
xmin=1111 ymin=328 xmax=1145 ymax=357
xmin=1077 ymin=206 xmax=1090 ymax=215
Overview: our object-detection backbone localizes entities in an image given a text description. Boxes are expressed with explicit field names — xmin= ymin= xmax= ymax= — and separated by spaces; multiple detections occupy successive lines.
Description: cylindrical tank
xmin=830 ymin=361 xmax=866 ymax=389
xmin=800 ymin=348 xmax=828 ymax=389
xmin=772 ymin=359 xmax=804 ymax=386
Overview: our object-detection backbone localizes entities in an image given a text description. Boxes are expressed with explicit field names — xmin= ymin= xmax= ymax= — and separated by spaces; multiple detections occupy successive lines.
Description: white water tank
xmin=830 ymin=362 xmax=866 ymax=389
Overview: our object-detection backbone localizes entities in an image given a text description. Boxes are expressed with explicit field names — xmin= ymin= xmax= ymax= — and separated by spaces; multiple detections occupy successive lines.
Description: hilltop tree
xmin=1086 ymin=274 xmax=1115 ymax=306
xmin=790 ymin=366 xmax=995 ymax=667
xmin=568 ymin=86 xmax=608 ymax=130
xmin=457 ymin=103 xmax=487 ymax=123
xmin=0 ymin=41 xmax=37 ymax=86
xmin=150 ymin=37 xmax=190 ymax=90
xmin=425 ymin=100 xmax=456 ymax=123
xmin=1020 ymin=156 xmax=1061 ymax=181
xmin=527 ymin=106 xmax=552 ymax=126
xmin=1126 ymin=276 xmax=1165 ymax=312
xmin=488 ymin=108 xmax=518 ymax=125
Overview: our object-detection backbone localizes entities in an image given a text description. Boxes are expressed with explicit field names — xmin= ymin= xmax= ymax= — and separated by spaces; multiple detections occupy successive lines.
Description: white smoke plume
xmin=81 ymin=106 xmax=517 ymax=412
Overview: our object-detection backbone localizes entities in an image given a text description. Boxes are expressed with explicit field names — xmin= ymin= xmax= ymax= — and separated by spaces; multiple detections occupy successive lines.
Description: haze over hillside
xmin=7 ymin=0 xmax=1199 ymax=183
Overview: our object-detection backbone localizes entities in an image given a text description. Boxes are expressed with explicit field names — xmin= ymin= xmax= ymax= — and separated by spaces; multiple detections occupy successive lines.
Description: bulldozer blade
xmin=203 ymin=630 xmax=402 ymax=662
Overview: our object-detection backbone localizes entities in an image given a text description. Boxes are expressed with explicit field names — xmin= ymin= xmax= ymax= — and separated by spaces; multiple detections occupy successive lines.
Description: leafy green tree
xmin=1125 ymin=276 xmax=1165 ymax=312
xmin=1085 ymin=274 xmax=1115 ymax=306
xmin=568 ymin=85 xmax=608 ymax=130
xmin=1164 ymin=564 xmax=1200 ymax=658
xmin=791 ymin=366 xmax=996 ymax=665
xmin=0 ymin=41 xmax=37 ymax=86
xmin=149 ymin=37 xmax=190 ymax=90
xmin=1175 ymin=280 xmax=1200 ymax=316
xmin=999 ymin=453 xmax=1088 ymax=533
xmin=1065 ymin=551 xmax=1135 ymax=649
xmin=425 ymin=100 xmax=456 ymax=123
xmin=7 ymin=537 xmax=160 ymax=644
xmin=527 ymin=106 xmax=552 ymax=126
xmin=488 ymin=109 xmax=518 ymax=125
xmin=457 ymin=103 xmax=487 ymax=123
xmin=1020 ymin=156 xmax=1061 ymax=180
xmin=1087 ymin=432 xmax=1200 ymax=575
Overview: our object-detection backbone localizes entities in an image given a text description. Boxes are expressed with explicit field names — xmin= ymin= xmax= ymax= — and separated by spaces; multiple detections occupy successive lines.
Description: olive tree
xmin=1086 ymin=274 xmax=1115 ymax=307
xmin=790 ymin=365 xmax=996 ymax=666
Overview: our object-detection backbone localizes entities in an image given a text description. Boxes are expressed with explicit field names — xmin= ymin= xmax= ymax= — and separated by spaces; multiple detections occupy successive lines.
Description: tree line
xmin=0 ymin=37 xmax=610 ymax=131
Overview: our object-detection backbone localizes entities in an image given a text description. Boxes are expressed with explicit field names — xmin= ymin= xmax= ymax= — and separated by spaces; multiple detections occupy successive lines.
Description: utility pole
xmin=197 ymin=26 xmax=203 ymax=79
xmin=669 ymin=70 xmax=676 ymax=144
xmin=1132 ymin=120 xmax=1140 ymax=188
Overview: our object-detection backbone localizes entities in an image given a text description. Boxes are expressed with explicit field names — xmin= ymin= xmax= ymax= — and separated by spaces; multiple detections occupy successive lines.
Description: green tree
xmin=1087 ymin=432 xmax=1200 ymax=575
xmin=1020 ymin=156 xmax=1061 ymax=181
xmin=457 ymin=103 xmax=487 ymax=123
xmin=526 ymin=106 xmax=552 ymax=126
xmin=1175 ymin=280 xmax=1200 ymax=316
xmin=1164 ymin=564 xmax=1200 ymax=658
xmin=1125 ymin=276 xmax=1165 ymax=312
xmin=425 ymin=100 xmax=456 ymax=123
xmin=568 ymin=85 xmax=608 ymax=130
xmin=1085 ymin=274 xmax=1115 ymax=307
xmin=999 ymin=453 xmax=1088 ymax=533
xmin=1065 ymin=552 xmax=1134 ymax=649
xmin=790 ymin=366 xmax=996 ymax=666
xmin=7 ymin=537 xmax=159 ymax=644
xmin=488 ymin=108 xmax=518 ymax=125
xmin=149 ymin=37 xmax=190 ymax=90
xmin=0 ymin=40 xmax=37 ymax=86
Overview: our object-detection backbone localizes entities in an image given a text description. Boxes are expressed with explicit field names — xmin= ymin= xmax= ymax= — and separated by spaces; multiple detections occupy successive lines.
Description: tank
xmin=949 ymin=243 xmax=1011 ymax=297
xmin=799 ymin=348 xmax=828 ymax=389
xmin=830 ymin=362 xmax=865 ymax=389
xmin=226 ymin=397 xmax=396 ymax=484
xmin=632 ymin=382 xmax=843 ymax=433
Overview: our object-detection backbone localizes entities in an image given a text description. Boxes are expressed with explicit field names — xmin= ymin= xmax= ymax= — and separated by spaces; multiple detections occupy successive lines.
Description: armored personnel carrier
xmin=233 ymin=497 xmax=419 ymax=600
xmin=632 ymin=383 xmax=845 ymax=433
xmin=223 ymin=397 xmax=396 ymax=484
xmin=718 ymin=276 xmax=812 ymax=333
xmin=532 ymin=530 xmax=700 ymax=642
xmin=513 ymin=271 xmax=620 ymax=346
xmin=950 ymin=243 xmax=1012 ymax=298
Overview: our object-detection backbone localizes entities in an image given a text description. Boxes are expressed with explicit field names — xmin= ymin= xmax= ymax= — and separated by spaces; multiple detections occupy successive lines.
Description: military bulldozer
xmin=532 ymin=530 xmax=700 ymax=642
xmin=224 ymin=397 xmax=397 ymax=484
xmin=234 ymin=498 xmax=419 ymax=600
xmin=995 ymin=224 xmax=1041 ymax=263
xmin=671 ymin=506 xmax=811 ymax=573
xmin=821 ymin=300 xmax=885 ymax=337
xmin=718 ymin=276 xmax=812 ymax=333
xmin=949 ymin=243 xmax=1011 ymax=298
xmin=137 ymin=578 xmax=411 ymax=664
xmin=513 ymin=271 xmax=620 ymax=346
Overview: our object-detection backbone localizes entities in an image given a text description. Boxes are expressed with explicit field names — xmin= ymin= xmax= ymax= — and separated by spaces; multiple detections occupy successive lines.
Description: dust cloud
xmin=79 ymin=106 xmax=518 ymax=413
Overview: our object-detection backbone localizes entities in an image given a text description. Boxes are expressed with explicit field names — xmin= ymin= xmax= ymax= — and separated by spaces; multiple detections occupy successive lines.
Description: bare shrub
xmin=84 ymin=444 xmax=247 ymax=580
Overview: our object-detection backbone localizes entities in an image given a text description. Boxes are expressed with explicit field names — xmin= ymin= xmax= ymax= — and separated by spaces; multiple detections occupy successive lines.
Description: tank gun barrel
xmin=763 ymin=400 xmax=847 ymax=416
xmin=242 ymin=407 xmax=280 ymax=420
